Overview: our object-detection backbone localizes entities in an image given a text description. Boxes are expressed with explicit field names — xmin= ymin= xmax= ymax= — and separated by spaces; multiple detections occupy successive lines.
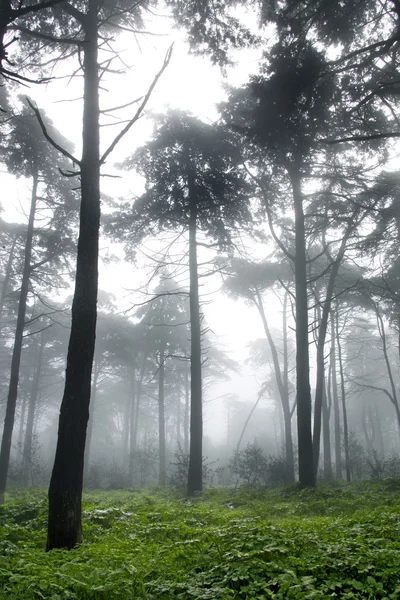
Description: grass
xmin=1 ymin=480 xmax=400 ymax=598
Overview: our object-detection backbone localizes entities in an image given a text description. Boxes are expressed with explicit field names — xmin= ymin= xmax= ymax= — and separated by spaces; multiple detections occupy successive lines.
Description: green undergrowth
xmin=1 ymin=480 xmax=400 ymax=599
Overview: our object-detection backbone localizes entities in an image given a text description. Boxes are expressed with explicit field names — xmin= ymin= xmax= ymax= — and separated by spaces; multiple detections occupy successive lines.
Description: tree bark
xmin=22 ymin=331 xmax=45 ymax=487
xmin=129 ymin=356 xmax=145 ymax=483
xmin=330 ymin=310 xmax=342 ymax=478
xmin=0 ymin=234 xmax=17 ymax=319
xmin=184 ymin=361 xmax=189 ymax=454
xmin=312 ymin=231 xmax=350 ymax=476
xmin=122 ymin=384 xmax=131 ymax=469
xmin=336 ymin=310 xmax=351 ymax=482
xmin=0 ymin=169 xmax=38 ymax=504
xmin=374 ymin=404 xmax=385 ymax=458
xmin=176 ymin=379 xmax=181 ymax=446
xmin=362 ymin=403 xmax=372 ymax=450
xmin=128 ymin=373 xmax=136 ymax=470
xmin=282 ymin=291 xmax=295 ymax=483
xmin=187 ymin=177 xmax=203 ymax=495
xmin=322 ymin=379 xmax=333 ymax=479
xmin=158 ymin=342 xmax=166 ymax=486
xmin=16 ymin=392 xmax=27 ymax=458
xmin=374 ymin=301 xmax=400 ymax=429
xmin=83 ymin=359 xmax=99 ymax=483
xmin=47 ymin=2 xmax=100 ymax=550
xmin=290 ymin=167 xmax=314 ymax=487
xmin=254 ymin=289 xmax=294 ymax=483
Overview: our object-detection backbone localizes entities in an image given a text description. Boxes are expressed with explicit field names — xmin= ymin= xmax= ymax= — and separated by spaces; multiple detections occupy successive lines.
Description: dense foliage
xmin=1 ymin=482 xmax=400 ymax=599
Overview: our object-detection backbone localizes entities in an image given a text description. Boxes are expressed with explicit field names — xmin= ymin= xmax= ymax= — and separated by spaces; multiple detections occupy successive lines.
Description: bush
xmin=168 ymin=443 xmax=216 ymax=490
xmin=367 ymin=451 xmax=400 ymax=480
xmin=229 ymin=442 xmax=289 ymax=488
xmin=229 ymin=442 xmax=268 ymax=486
xmin=130 ymin=441 xmax=158 ymax=486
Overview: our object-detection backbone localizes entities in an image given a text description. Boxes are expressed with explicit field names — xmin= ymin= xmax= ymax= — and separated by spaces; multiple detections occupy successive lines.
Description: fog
xmin=1 ymin=0 xmax=400 ymax=499
xmin=2 ymin=263 xmax=400 ymax=490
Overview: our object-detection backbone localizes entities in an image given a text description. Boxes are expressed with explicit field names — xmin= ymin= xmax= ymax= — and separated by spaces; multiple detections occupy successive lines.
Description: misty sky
xmin=1 ymin=16 xmax=274 ymax=443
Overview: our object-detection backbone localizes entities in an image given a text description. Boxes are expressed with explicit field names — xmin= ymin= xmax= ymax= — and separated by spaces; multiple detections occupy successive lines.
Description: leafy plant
xmin=2 ymin=482 xmax=400 ymax=599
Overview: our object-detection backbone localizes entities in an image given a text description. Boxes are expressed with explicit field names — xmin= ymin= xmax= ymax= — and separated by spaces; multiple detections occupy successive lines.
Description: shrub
xmin=229 ymin=442 xmax=268 ymax=486
xmin=168 ymin=443 xmax=216 ymax=490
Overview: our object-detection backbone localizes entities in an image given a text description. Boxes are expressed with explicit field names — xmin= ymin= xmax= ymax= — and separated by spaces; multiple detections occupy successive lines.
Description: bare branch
xmin=319 ymin=131 xmax=400 ymax=145
xmin=327 ymin=35 xmax=400 ymax=68
xmin=25 ymin=97 xmax=80 ymax=165
xmin=9 ymin=24 xmax=84 ymax=46
xmin=58 ymin=1 xmax=85 ymax=24
xmin=100 ymin=44 xmax=173 ymax=164
xmin=23 ymin=323 xmax=54 ymax=337
xmin=1 ymin=66 xmax=51 ymax=84
xmin=101 ymin=95 xmax=143 ymax=114
xmin=12 ymin=0 xmax=66 ymax=17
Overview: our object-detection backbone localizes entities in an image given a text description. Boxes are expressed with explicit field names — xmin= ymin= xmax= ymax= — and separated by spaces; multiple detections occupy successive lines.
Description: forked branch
xmin=100 ymin=44 xmax=173 ymax=164
xmin=25 ymin=97 xmax=81 ymax=165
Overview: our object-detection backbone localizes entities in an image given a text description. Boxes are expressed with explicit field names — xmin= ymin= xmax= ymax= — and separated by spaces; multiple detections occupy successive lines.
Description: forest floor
xmin=1 ymin=481 xmax=400 ymax=599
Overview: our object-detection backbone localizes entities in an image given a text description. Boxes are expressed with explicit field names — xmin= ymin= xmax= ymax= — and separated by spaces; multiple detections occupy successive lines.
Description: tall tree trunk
xmin=322 ymin=379 xmax=332 ymax=479
xmin=129 ymin=356 xmax=145 ymax=483
xmin=362 ymin=404 xmax=372 ymax=450
xmin=312 ymin=232 xmax=350 ymax=477
xmin=0 ymin=234 xmax=17 ymax=319
xmin=330 ymin=310 xmax=342 ymax=478
xmin=122 ymin=387 xmax=131 ymax=469
xmin=187 ymin=180 xmax=203 ymax=495
xmin=374 ymin=301 xmax=400 ymax=430
xmin=22 ymin=331 xmax=45 ymax=487
xmin=374 ymin=404 xmax=385 ymax=458
xmin=176 ymin=380 xmax=181 ymax=446
xmin=128 ymin=373 xmax=136 ymax=469
xmin=16 ymin=392 xmax=27 ymax=459
xmin=158 ymin=343 xmax=166 ymax=486
xmin=254 ymin=289 xmax=294 ymax=483
xmin=83 ymin=360 xmax=99 ymax=482
xmin=184 ymin=362 xmax=189 ymax=454
xmin=336 ymin=310 xmax=350 ymax=482
xmin=290 ymin=167 xmax=314 ymax=487
xmin=282 ymin=291 xmax=295 ymax=483
xmin=0 ymin=169 xmax=38 ymax=504
xmin=47 ymin=3 xmax=100 ymax=550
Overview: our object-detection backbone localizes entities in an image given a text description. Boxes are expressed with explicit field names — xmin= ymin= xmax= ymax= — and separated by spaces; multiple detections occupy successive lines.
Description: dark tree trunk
xmin=0 ymin=169 xmax=38 ymax=504
xmin=0 ymin=0 xmax=11 ymax=70
xmin=290 ymin=167 xmax=314 ymax=487
xmin=336 ymin=311 xmax=351 ymax=482
xmin=187 ymin=180 xmax=203 ymax=495
xmin=322 ymin=380 xmax=332 ymax=479
xmin=158 ymin=343 xmax=166 ymax=486
xmin=83 ymin=360 xmax=99 ymax=482
xmin=0 ymin=234 xmax=17 ymax=319
xmin=47 ymin=3 xmax=100 ymax=550
xmin=330 ymin=310 xmax=342 ymax=478
xmin=16 ymin=392 xmax=27 ymax=457
xmin=22 ymin=331 xmax=45 ymax=487
xmin=184 ymin=362 xmax=189 ymax=454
